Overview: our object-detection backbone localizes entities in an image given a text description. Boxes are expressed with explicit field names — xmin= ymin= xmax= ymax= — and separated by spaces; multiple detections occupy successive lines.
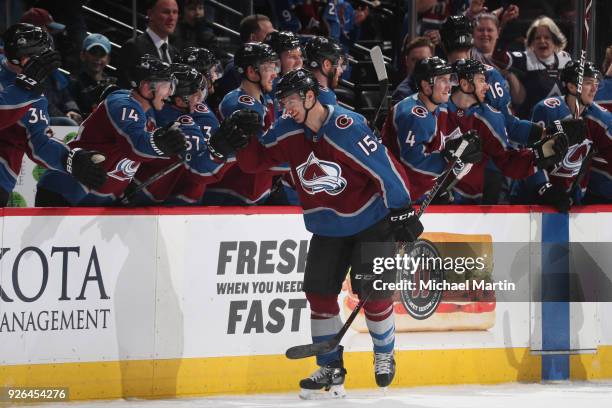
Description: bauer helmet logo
xmin=17 ymin=36 xmax=27 ymax=46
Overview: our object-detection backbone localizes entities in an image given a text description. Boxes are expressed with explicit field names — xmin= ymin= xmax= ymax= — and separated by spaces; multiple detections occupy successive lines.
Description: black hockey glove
xmin=66 ymin=148 xmax=108 ymax=190
xmin=443 ymin=130 xmax=482 ymax=164
xmin=532 ymin=130 xmax=568 ymax=170
xmin=151 ymin=122 xmax=187 ymax=156
xmin=536 ymin=182 xmax=571 ymax=213
xmin=388 ymin=207 xmax=424 ymax=243
xmin=207 ymin=109 xmax=261 ymax=160
xmin=15 ymin=50 xmax=62 ymax=94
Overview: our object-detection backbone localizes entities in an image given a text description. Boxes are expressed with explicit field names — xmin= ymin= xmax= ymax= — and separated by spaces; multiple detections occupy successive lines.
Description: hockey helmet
xmin=130 ymin=54 xmax=176 ymax=89
xmin=275 ymin=68 xmax=319 ymax=100
xmin=170 ymin=63 xmax=206 ymax=98
xmin=561 ymin=60 xmax=601 ymax=86
xmin=2 ymin=23 xmax=53 ymax=64
xmin=304 ymin=36 xmax=344 ymax=70
xmin=234 ymin=42 xmax=279 ymax=76
xmin=440 ymin=15 xmax=473 ymax=53
xmin=412 ymin=57 xmax=453 ymax=91
xmin=265 ymin=31 xmax=301 ymax=55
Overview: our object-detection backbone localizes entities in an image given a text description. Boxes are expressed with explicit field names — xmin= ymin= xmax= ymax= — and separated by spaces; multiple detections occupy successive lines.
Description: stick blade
xmin=369 ymin=45 xmax=388 ymax=82
xmin=285 ymin=339 xmax=338 ymax=360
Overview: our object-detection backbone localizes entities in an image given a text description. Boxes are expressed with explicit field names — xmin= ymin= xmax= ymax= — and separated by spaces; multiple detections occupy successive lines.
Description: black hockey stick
xmin=369 ymin=45 xmax=389 ymax=135
xmin=119 ymin=160 xmax=184 ymax=205
xmin=285 ymin=139 xmax=470 ymax=360
xmin=573 ymin=0 xmax=592 ymax=120
xmin=568 ymin=0 xmax=593 ymax=202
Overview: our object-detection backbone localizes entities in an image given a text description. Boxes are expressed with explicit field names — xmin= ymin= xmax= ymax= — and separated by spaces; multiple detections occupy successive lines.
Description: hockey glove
xmin=151 ymin=122 xmax=187 ymax=156
xmin=537 ymin=182 xmax=571 ymax=213
xmin=532 ymin=130 xmax=568 ymax=170
xmin=443 ymin=130 xmax=482 ymax=164
xmin=66 ymin=148 xmax=108 ymax=190
xmin=15 ymin=50 xmax=62 ymax=94
xmin=232 ymin=109 xmax=263 ymax=137
xmin=207 ymin=109 xmax=261 ymax=159
xmin=388 ymin=207 xmax=424 ymax=243
xmin=551 ymin=118 xmax=587 ymax=146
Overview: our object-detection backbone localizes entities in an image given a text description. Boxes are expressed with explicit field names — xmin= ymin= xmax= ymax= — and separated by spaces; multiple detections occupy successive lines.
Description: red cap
xmin=20 ymin=8 xmax=66 ymax=32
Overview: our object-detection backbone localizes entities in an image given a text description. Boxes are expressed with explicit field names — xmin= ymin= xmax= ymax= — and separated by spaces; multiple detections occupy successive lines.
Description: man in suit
xmin=117 ymin=0 xmax=179 ymax=88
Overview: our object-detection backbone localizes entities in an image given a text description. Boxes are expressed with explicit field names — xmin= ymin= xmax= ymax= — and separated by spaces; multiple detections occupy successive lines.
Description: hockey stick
xmin=119 ymin=160 xmax=184 ymax=205
xmin=285 ymin=140 xmax=470 ymax=360
xmin=568 ymin=0 xmax=593 ymax=201
xmin=369 ymin=45 xmax=389 ymax=135
xmin=573 ymin=0 xmax=592 ymax=120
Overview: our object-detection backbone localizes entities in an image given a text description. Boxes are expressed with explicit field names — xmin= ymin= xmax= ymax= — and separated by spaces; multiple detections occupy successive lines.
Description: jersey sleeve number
xmin=28 ymin=108 xmax=49 ymax=124
xmin=488 ymin=82 xmax=504 ymax=99
xmin=121 ymin=108 xmax=139 ymax=122
xmin=357 ymin=134 xmax=378 ymax=156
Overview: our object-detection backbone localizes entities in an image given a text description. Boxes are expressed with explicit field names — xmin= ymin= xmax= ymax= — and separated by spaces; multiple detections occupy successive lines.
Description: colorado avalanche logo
xmin=411 ymin=106 xmax=427 ymax=118
xmin=335 ymin=114 xmax=353 ymax=129
xmin=544 ymin=98 xmax=561 ymax=108
xmin=238 ymin=95 xmax=255 ymax=106
xmin=296 ymin=152 xmax=347 ymax=195
xmin=177 ymin=115 xmax=194 ymax=125
xmin=194 ymin=103 xmax=209 ymax=113
xmin=550 ymin=141 xmax=591 ymax=178
xmin=108 ymin=158 xmax=140 ymax=181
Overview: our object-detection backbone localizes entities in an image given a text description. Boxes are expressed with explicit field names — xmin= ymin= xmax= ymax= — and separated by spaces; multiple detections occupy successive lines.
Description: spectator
xmin=494 ymin=16 xmax=571 ymax=119
xmin=173 ymin=0 xmax=220 ymax=55
xmin=70 ymin=34 xmax=117 ymax=118
xmin=470 ymin=13 xmax=524 ymax=106
xmin=20 ymin=7 xmax=82 ymax=126
xmin=117 ymin=0 xmax=179 ymax=88
xmin=391 ymin=36 xmax=434 ymax=105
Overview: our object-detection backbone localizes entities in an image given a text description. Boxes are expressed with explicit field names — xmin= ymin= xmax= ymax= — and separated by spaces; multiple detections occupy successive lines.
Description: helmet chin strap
xmin=301 ymin=92 xmax=315 ymax=124
xmin=136 ymin=82 xmax=158 ymax=108
xmin=459 ymin=77 xmax=482 ymax=105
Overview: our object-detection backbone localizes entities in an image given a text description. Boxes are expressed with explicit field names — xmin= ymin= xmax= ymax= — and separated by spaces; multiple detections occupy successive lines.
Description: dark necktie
xmin=160 ymin=43 xmax=170 ymax=63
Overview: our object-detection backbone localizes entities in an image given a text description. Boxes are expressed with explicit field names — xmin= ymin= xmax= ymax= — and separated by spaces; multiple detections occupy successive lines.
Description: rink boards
xmin=1 ymin=206 xmax=612 ymax=400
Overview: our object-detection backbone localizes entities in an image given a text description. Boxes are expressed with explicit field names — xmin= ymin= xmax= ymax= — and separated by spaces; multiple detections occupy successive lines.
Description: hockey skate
xmin=374 ymin=350 xmax=396 ymax=388
xmin=299 ymin=346 xmax=347 ymax=399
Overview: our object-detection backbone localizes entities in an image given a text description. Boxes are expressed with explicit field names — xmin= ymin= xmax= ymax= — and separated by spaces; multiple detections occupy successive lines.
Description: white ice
xmin=31 ymin=381 xmax=612 ymax=408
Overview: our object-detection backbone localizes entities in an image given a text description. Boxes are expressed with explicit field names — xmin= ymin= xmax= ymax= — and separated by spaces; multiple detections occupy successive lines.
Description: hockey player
xmin=303 ymin=36 xmax=346 ymax=106
xmin=178 ymin=47 xmax=223 ymax=97
xmin=35 ymin=55 xmax=186 ymax=206
xmin=201 ymin=42 xmax=286 ymax=206
xmin=208 ymin=68 xmax=424 ymax=396
xmin=129 ymin=63 xmax=233 ymax=205
xmin=0 ymin=23 xmax=61 ymax=130
xmin=443 ymin=59 xmax=569 ymax=203
xmin=266 ymin=31 xmax=303 ymax=117
xmin=381 ymin=56 xmax=482 ymax=200
xmin=0 ymin=23 xmax=106 ymax=206
xmin=523 ymin=60 xmax=612 ymax=207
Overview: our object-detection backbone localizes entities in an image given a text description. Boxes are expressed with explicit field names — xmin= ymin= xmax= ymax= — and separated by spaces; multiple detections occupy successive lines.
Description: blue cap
xmin=83 ymin=33 xmax=111 ymax=54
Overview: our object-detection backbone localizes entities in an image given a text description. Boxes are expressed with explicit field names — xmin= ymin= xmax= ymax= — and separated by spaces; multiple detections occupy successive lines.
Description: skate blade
xmin=299 ymin=385 xmax=346 ymax=400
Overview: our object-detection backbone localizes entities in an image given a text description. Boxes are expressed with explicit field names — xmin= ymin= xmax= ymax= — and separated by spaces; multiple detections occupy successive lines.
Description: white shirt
xmin=146 ymin=27 xmax=171 ymax=62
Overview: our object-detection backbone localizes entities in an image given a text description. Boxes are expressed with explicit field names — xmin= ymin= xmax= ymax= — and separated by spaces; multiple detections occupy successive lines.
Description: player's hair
xmin=239 ymin=14 xmax=270 ymax=43
xmin=401 ymin=36 xmax=435 ymax=59
xmin=526 ymin=16 xmax=567 ymax=51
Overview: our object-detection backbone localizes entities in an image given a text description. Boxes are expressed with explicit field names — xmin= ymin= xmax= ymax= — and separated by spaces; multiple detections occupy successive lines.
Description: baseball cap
xmin=20 ymin=8 xmax=66 ymax=32
xmin=83 ymin=33 xmax=112 ymax=55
